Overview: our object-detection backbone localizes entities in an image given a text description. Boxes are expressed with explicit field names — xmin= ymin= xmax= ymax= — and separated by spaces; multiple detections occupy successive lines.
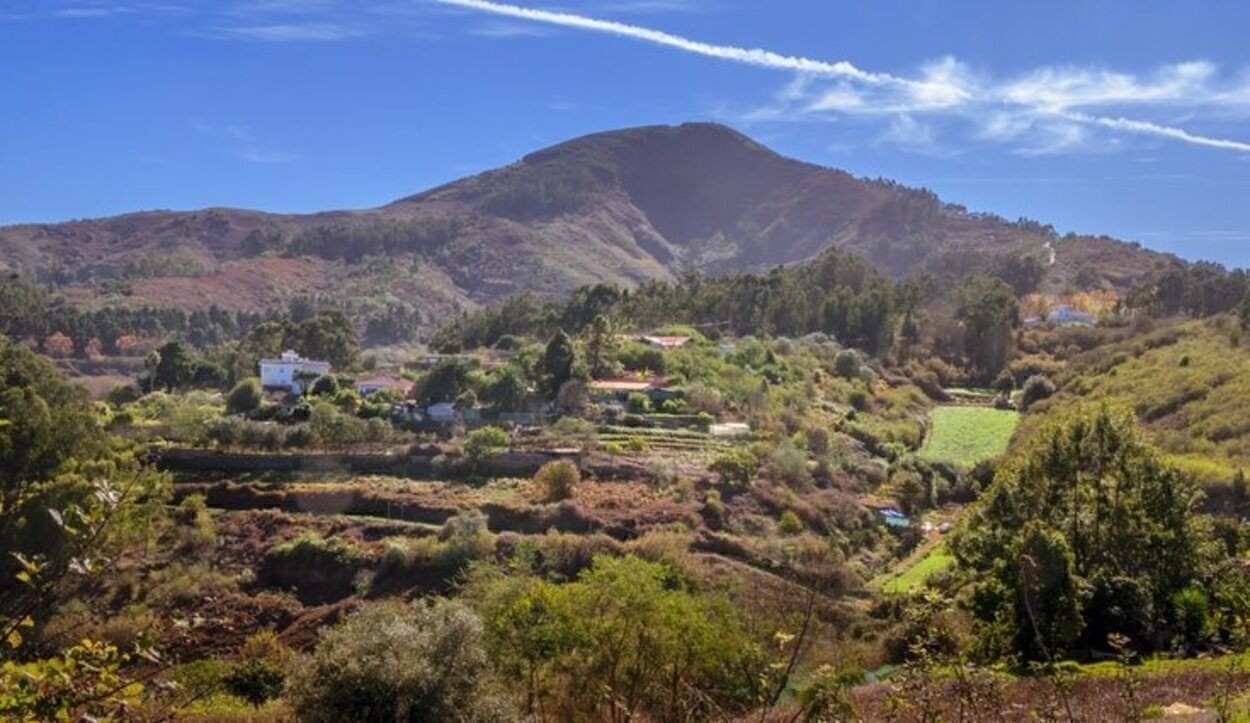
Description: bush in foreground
xmin=226 ymin=377 xmax=263 ymax=415
xmin=286 ymin=598 xmax=514 ymax=723
xmin=535 ymin=459 xmax=580 ymax=501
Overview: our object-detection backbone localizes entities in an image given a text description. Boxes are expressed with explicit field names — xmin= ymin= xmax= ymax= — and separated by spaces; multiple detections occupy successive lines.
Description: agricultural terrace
xmin=919 ymin=406 xmax=1020 ymax=467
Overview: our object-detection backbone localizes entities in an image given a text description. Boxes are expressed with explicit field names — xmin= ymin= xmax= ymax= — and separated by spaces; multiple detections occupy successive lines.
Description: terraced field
xmin=919 ymin=406 xmax=1020 ymax=467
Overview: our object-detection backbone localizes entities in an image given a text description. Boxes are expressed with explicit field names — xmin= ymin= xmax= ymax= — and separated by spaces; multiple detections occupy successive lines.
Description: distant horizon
xmin=3 ymin=0 xmax=1247 ymax=268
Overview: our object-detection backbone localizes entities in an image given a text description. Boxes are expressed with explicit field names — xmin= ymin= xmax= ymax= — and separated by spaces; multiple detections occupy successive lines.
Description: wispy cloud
xmin=436 ymin=0 xmax=1250 ymax=156
xmin=7 ymin=0 xmax=424 ymax=41
xmin=190 ymin=120 xmax=301 ymax=164
xmin=467 ymin=21 xmax=554 ymax=38
xmin=238 ymin=147 xmax=302 ymax=163
xmin=211 ymin=22 xmax=363 ymax=41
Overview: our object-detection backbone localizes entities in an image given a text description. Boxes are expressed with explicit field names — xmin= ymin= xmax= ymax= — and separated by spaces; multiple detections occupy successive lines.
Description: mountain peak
xmin=0 ymin=123 xmax=1173 ymax=322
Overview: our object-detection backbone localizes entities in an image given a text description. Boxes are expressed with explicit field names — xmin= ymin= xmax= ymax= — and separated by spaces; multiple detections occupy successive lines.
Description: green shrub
xmin=225 ymin=378 xmax=263 ymax=415
xmin=467 ymin=555 xmax=758 ymax=720
xmin=626 ymin=392 xmax=651 ymax=414
xmin=835 ymin=350 xmax=861 ymax=379
xmin=438 ymin=510 xmax=496 ymax=566
xmin=261 ymin=533 xmax=369 ymax=604
xmin=778 ymin=510 xmax=804 ymax=536
xmin=709 ymin=449 xmax=757 ymax=489
xmin=286 ymin=599 xmax=514 ymax=723
xmin=1020 ymin=374 xmax=1056 ymax=409
xmin=223 ymin=658 xmax=285 ymax=709
xmin=535 ymin=459 xmax=580 ymax=501
xmin=463 ymin=426 xmax=509 ymax=466
xmin=618 ymin=343 xmax=666 ymax=375
xmin=626 ymin=436 xmax=651 ymax=453
xmin=309 ymin=401 xmax=368 ymax=445
xmin=283 ymin=424 xmax=315 ymax=449
xmin=1171 ymin=586 xmax=1212 ymax=650
xmin=106 ymin=383 xmax=141 ymax=407
xmin=769 ymin=441 xmax=811 ymax=486
xmin=174 ymin=493 xmax=217 ymax=553
xmin=310 ymin=375 xmax=339 ymax=397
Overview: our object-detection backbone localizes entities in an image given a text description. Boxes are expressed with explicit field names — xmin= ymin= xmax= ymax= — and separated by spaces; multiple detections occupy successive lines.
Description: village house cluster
xmin=252 ymin=332 xmax=736 ymax=434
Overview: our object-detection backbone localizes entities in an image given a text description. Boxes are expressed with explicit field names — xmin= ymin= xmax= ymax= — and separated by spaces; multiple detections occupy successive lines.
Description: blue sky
xmin=3 ymin=0 xmax=1249 ymax=267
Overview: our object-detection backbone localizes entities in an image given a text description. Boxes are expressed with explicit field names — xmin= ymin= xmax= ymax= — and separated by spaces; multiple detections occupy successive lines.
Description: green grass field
xmin=879 ymin=543 xmax=955 ymax=594
xmin=919 ymin=406 xmax=1020 ymax=467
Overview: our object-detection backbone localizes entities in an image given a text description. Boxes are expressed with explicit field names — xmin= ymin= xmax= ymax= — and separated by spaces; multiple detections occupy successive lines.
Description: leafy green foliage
xmin=412 ymin=359 xmax=482 ymax=405
xmin=0 ymin=339 xmax=104 ymax=485
xmin=709 ymin=449 xmax=758 ymax=489
xmin=289 ymin=309 xmax=359 ymax=369
xmin=535 ymin=460 xmax=580 ymax=502
xmin=480 ymin=366 xmax=529 ymax=412
xmin=778 ymin=509 xmax=804 ymax=535
xmin=0 ymin=639 xmax=145 ymax=720
xmin=543 ymin=330 xmax=578 ymax=395
xmin=1037 ymin=318 xmax=1250 ymax=485
xmin=261 ymin=533 xmax=370 ymax=604
xmin=308 ymin=401 xmax=369 ymax=445
xmin=956 ymin=275 xmax=1019 ymax=377
xmin=225 ymin=377 xmax=263 ymax=415
xmin=583 ymin=314 xmax=619 ymax=378
xmin=152 ymin=340 xmax=195 ymax=391
xmin=436 ymin=247 xmax=909 ymax=357
xmin=1020 ymin=374 xmax=1056 ymax=410
xmin=221 ymin=630 xmax=293 ymax=710
xmin=463 ymin=427 xmax=509 ymax=466
xmin=953 ymin=406 xmax=1211 ymax=658
xmin=1126 ymin=261 xmax=1249 ymax=319
xmin=1012 ymin=522 xmax=1084 ymax=660
xmin=286 ymin=598 xmax=514 ymax=723
xmin=468 ymin=555 xmax=764 ymax=721
xmin=625 ymin=392 xmax=651 ymax=414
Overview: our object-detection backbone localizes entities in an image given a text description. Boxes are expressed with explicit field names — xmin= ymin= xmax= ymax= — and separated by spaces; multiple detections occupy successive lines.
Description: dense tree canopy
xmin=433 ymin=248 xmax=913 ymax=358
xmin=1126 ymin=261 xmax=1250 ymax=319
xmin=0 ymin=338 xmax=166 ymax=674
xmin=291 ymin=310 xmax=360 ymax=369
xmin=955 ymin=275 xmax=1019 ymax=377
xmin=542 ymin=330 xmax=577 ymax=395
xmin=953 ymin=406 xmax=1211 ymax=658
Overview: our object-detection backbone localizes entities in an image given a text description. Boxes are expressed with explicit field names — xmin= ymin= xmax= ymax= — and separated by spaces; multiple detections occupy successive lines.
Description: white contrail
xmin=438 ymin=0 xmax=1250 ymax=155
xmin=434 ymin=0 xmax=903 ymax=85
xmin=1068 ymin=113 xmax=1250 ymax=153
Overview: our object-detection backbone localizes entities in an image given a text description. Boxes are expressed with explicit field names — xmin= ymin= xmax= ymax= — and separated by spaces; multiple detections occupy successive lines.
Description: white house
xmin=259 ymin=350 xmax=331 ymax=395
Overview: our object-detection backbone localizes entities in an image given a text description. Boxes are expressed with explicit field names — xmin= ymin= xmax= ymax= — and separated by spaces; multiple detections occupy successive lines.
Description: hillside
xmin=0 ymin=123 xmax=1175 ymax=323
xmin=1021 ymin=315 xmax=1250 ymax=490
